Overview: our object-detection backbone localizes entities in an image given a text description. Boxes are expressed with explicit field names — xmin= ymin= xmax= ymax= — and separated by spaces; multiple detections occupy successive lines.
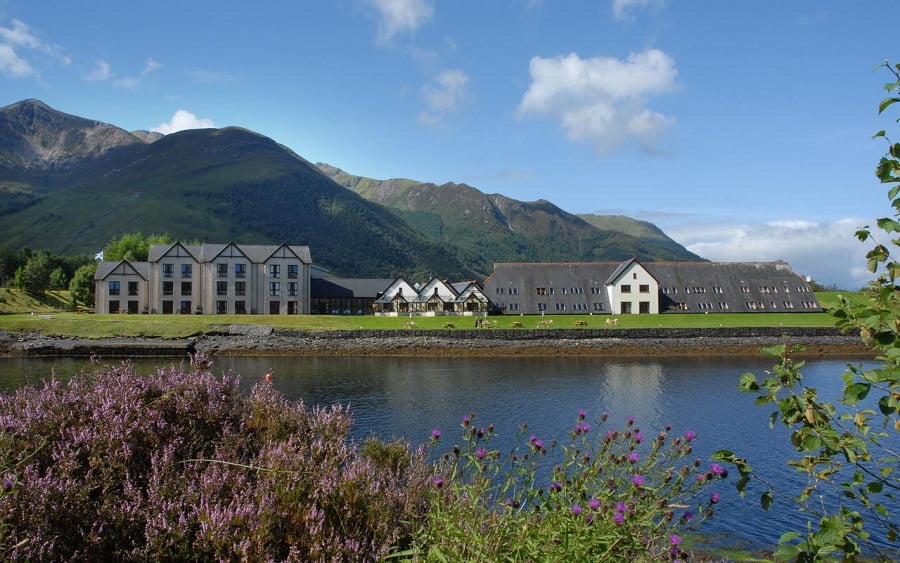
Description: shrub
xmin=0 ymin=354 xmax=430 ymax=560
xmin=405 ymin=412 xmax=725 ymax=561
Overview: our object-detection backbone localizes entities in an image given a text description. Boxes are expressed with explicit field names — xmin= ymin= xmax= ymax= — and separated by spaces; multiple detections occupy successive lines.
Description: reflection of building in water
xmin=597 ymin=362 xmax=665 ymax=429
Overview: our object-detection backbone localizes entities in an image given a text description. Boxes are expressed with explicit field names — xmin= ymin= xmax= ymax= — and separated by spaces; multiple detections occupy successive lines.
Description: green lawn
xmin=0 ymin=288 xmax=852 ymax=339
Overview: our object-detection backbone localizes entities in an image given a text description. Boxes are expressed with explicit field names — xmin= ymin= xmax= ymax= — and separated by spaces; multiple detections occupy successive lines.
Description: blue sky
xmin=0 ymin=0 xmax=896 ymax=288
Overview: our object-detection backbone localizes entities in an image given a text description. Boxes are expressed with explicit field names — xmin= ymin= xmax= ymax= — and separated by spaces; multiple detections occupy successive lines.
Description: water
xmin=1 ymin=354 xmax=895 ymax=554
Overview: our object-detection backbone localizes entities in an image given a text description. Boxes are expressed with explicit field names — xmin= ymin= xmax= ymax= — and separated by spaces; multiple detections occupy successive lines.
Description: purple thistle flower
xmin=571 ymin=504 xmax=583 ymax=516
xmin=549 ymin=481 xmax=562 ymax=493
xmin=670 ymin=534 xmax=682 ymax=547
xmin=684 ymin=430 xmax=697 ymax=442
xmin=695 ymin=474 xmax=705 ymax=483
xmin=461 ymin=415 xmax=471 ymax=426
xmin=431 ymin=429 xmax=441 ymax=441
xmin=631 ymin=474 xmax=645 ymax=487
xmin=588 ymin=497 xmax=600 ymax=511
xmin=710 ymin=492 xmax=720 ymax=503
xmin=615 ymin=501 xmax=627 ymax=513
xmin=577 ymin=409 xmax=587 ymax=420
xmin=600 ymin=411 xmax=609 ymax=421
xmin=626 ymin=416 xmax=635 ymax=425
xmin=475 ymin=448 xmax=487 ymax=460
xmin=634 ymin=431 xmax=644 ymax=443
xmin=710 ymin=463 xmax=724 ymax=476
xmin=627 ymin=452 xmax=640 ymax=464
xmin=613 ymin=511 xmax=625 ymax=525
xmin=432 ymin=476 xmax=443 ymax=488
xmin=681 ymin=511 xmax=694 ymax=523
xmin=530 ymin=436 xmax=544 ymax=450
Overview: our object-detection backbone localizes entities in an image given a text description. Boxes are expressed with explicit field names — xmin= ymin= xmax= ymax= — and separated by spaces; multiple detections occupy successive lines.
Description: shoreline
xmin=0 ymin=327 xmax=874 ymax=359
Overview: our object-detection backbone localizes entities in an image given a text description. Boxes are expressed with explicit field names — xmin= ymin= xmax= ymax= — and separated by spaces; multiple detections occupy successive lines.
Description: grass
xmin=0 ymin=288 xmax=851 ymax=339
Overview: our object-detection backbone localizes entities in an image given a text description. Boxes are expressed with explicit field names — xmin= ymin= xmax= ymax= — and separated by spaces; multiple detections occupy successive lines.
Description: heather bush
xmin=0 ymin=354 xmax=430 ymax=561
xmin=403 ymin=412 xmax=725 ymax=561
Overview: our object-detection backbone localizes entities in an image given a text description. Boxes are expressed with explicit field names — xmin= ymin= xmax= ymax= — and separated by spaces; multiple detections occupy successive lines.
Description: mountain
xmin=317 ymin=163 xmax=703 ymax=273
xmin=0 ymin=99 xmax=701 ymax=281
xmin=0 ymin=100 xmax=476 ymax=279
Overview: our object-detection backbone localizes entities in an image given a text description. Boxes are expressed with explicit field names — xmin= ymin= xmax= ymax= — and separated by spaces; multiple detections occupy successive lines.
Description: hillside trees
xmin=69 ymin=262 xmax=97 ymax=307
xmin=104 ymin=232 xmax=171 ymax=262
xmin=715 ymin=61 xmax=900 ymax=560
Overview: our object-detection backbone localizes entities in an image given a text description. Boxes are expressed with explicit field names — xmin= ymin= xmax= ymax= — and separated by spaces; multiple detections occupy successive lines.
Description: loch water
xmin=2 ymin=354 xmax=896 ymax=554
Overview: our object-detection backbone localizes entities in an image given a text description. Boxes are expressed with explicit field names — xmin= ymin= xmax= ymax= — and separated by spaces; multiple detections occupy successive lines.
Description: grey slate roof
xmin=484 ymin=260 xmax=820 ymax=314
xmin=311 ymin=276 xmax=394 ymax=298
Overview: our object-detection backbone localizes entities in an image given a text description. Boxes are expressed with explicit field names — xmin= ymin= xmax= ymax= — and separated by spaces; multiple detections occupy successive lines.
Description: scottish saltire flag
xmin=95 ymin=251 xmax=104 ymax=261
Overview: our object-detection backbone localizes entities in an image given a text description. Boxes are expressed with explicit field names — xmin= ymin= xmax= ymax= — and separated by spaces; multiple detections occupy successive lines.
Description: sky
xmin=0 ymin=0 xmax=897 ymax=289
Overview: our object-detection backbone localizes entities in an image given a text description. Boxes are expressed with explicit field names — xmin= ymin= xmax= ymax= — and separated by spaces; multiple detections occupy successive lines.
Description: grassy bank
xmin=0 ymin=289 xmax=852 ymax=339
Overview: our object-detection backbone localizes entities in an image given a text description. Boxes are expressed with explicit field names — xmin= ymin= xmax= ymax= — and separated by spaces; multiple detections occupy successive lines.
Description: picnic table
xmin=536 ymin=319 xmax=554 ymax=328
xmin=509 ymin=321 xmax=524 ymax=328
xmin=573 ymin=320 xmax=587 ymax=327
xmin=443 ymin=322 xmax=455 ymax=329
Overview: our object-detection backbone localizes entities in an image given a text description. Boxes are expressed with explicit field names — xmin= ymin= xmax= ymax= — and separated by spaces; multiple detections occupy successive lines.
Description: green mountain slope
xmin=0 ymin=101 xmax=476 ymax=279
xmin=318 ymin=163 xmax=703 ymax=273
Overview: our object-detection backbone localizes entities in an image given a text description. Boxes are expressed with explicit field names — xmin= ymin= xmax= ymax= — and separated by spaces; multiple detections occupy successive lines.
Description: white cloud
xmin=517 ymin=49 xmax=680 ymax=155
xmin=667 ymin=218 xmax=879 ymax=290
xmin=0 ymin=18 xmax=69 ymax=78
xmin=85 ymin=59 xmax=111 ymax=82
xmin=150 ymin=109 xmax=215 ymax=134
xmin=612 ymin=0 xmax=666 ymax=21
xmin=418 ymin=68 xmax=469 ymax=125
xmin=0 ymin=43 xmax=34 ymax=77
xmin=142 ymin=58 xmax=162 ymax=76
xmin=366 ymin=0 xmax=434 ymax=42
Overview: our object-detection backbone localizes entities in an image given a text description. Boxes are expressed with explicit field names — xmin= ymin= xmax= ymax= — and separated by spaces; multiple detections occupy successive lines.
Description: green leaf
xmin=841 ymin=382 xmax=871 ymax=404
xmin=778 ymin=531 xmax=803 ymax=544
xmin=877 ymin=217 xmax=900 ymax=232
xmin=866 ymin=481 xmax=883 ymax=494
xmin=761 ymin=490 xmax=773 ymax=510
xmin=879 ymin=97 xmax=900 ymax=114
xmin=873 ymin=129 xmax=887 ymax=139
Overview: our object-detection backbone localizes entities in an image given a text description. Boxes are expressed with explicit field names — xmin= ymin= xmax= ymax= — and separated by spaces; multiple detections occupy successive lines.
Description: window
xmin=162 ymin=281 xmax=173 ymax=296
xmin=507 ymin=303 xmax=519 ymax=311
xmin=639 ymin=301 xmax=650 ymax=314
xmin=288 ymin=282 xmax=298 ymax=297
xmin=555 ymin=303 xmax=566 ymax=311
xmin=269 ymin=282 xmax=280 ymax=296
xmin=180 ymin=300 xmax=191 ymax=314
xmin=621 ymin=302 xmax=632 ymax=314
xmin=639 ymin=284 xmax=650 ymax=293
xmin=536 ymin=287 xmax=547 ymax=296
xmin=537 ymin=303 xmax=548 ymax=311
xmin=108 ymin=281 xmax=120 ymax=295
xmin=108 ymin=300 xmax=119 ymax=313
xmin=288 ymin=264 xmax=299 ymax=279
xmin=216 ymin=281 xmax=227 ymax=296
xmin=181 ymin=263 xmax=192 ymax=278
xmin=621 ymin=284 xmax=631 ymax=293
xmin=593 ymin=303 xmax=604 ymax=311
xmin=217 ymin=263 xmax=228 ymax=277
xmin=128 ymin=281 xmax=138 ymax=296
xmin=510 ymin=287 xmax=519 ymax=295
xmin=496 ymin=287 xmax=505 ymax=294
xmin=235 ymin=301 xmax=246 ymax=314
xmin=269 ymin=264 xmax=280 ymax=278
xmin=162 ymin=263 xmax=173 ymax=278
xmin=632 ymin=273 xmax=637 ymax=279
xmin=269 ymin=301 xmax=280 ymax=314
xmin=162 ymin=300 xmax=173 ymax=314
xmin=234 ymin=263 xmax=246 ymax=278
xmin=216 ymin=300 xmax=227 ymax=314
xmin=181 ymin=281 xmax=192 ymax=296
xmin=549 ymin=287 xmax=555 ymax=295
xmin=235 ymin=281 xmax=246 ymax=296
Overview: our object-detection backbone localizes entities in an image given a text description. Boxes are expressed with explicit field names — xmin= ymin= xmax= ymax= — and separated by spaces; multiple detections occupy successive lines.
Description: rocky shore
xmin=0 ymin=326 xmax=874 ymax=358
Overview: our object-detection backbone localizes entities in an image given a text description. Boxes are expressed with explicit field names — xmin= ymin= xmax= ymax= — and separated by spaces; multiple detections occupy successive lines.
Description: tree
xmin=715 ymin=62 xmax=900 ymax=560
xmin=69 ymin=263 xmax=97 ymax=308
xmin=104 ymin=233 xmax=171 ymax=262
xmin=49 ymin=267 xmax=68 ymax=291
xmin=18 ymin=252 xmax=53 ymax=295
